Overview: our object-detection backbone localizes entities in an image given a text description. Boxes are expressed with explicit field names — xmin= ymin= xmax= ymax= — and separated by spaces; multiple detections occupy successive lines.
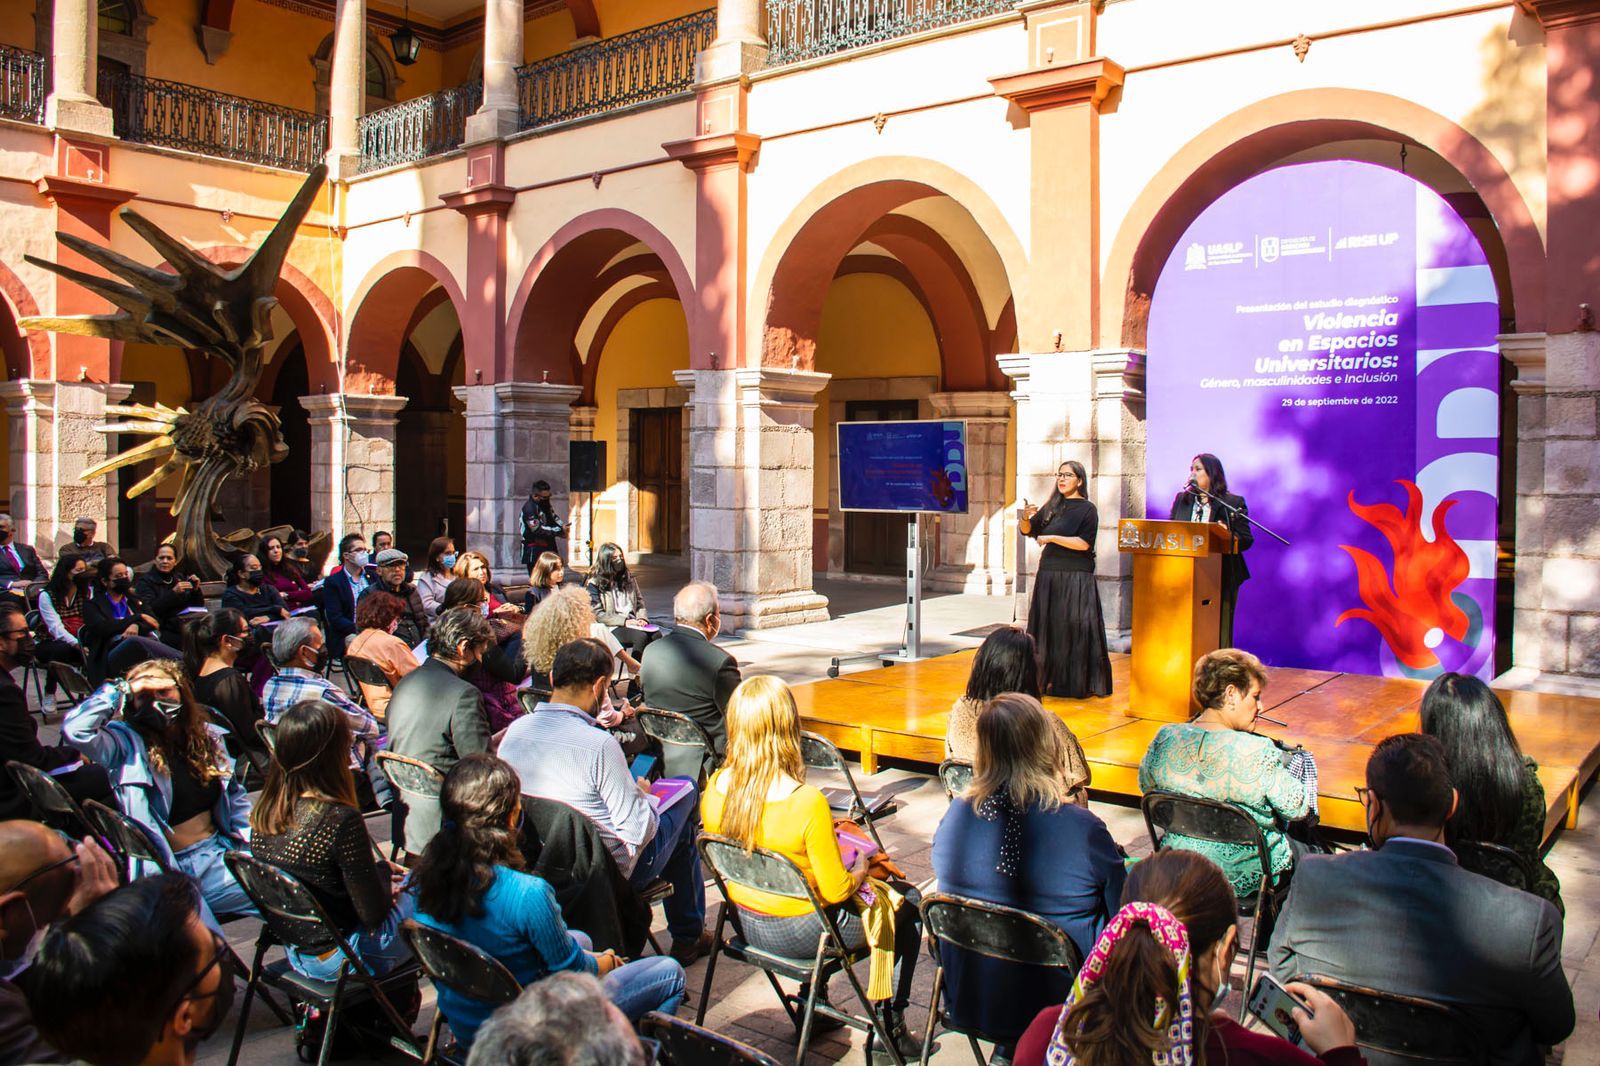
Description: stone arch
xmin=346 ymin=250 xmax=469 ymax=395
xmin=565 ymin=0 xmax=600 ymax=39
xmin=1104 ymin=88 xmax=1547 ymax=347
xmin=0 ymin=261 xmax=50 ymax=380
xmin=752 ymin=156 xmax=1028 ymax=373
xmin=311 ymin=31 xmax=403 ymax=114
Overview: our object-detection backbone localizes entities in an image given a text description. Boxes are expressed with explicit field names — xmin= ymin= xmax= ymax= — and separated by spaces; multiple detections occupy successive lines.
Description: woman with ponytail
xmin=1014 ymin=851 xmax=1364 ymax=1066
xmin=251 ymin=699 xmax=414 ymax=980
xmin=412 ymin=754 xmax=685 ymax=1050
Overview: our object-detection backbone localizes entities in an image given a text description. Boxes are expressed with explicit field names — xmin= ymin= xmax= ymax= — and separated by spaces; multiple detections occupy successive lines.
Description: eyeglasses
xmin=0 ymin=628 xmax=30 ymax=640
xmin=168 ymin=930 xmax=231 ymax=1010
xmin=2 ymin=851 xmax=80 ymax=895
xmin=1354 ymin=786 xmax=1374 ymax=804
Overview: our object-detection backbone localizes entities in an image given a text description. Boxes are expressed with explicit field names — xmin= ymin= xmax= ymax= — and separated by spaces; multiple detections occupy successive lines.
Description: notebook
xmin=835 ymin=826 xmax=880 ymax=868
xmin=646 ymin=777 xmax=694 ymax=813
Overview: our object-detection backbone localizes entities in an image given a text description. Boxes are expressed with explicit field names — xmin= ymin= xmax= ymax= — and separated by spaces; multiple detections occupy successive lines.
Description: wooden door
xmin=843 ymin=399 xmax=918 ymax=574
xmin=632 ymin=407 xmax=683 ymax=554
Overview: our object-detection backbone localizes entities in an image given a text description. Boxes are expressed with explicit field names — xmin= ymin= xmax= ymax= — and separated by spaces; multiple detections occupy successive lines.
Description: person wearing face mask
xmin=135 ymin=544 xmax=206 ymax=649
xmin=360 ymin=549 xmax=430 ymax=647
xmin=34 ymin=556 xmax=93 ymax=714
xmin=220 ymin=553 xmax=291 ymax=633
xmin=1014 ymin=850 xmax=1364 ymax=1066
xmin=0 ymin=514 xmax=46 ymax=606
xmin=415 ymin=537 xmax=459 ymax=620
xmin=260 ymin=618 xmax=385 ymax=798
xmin=257 ymin=534 xmax=315 ymax=610
xmin=520 ymin=479 xmax=565 ymax=568
xmin=0 ymin=821 xmax=119 ymax=1063
xmin=62 ymin=658 xmax=256 ymax=920
xmin=27 ymin=872 xmax=237 ymax=1066
xmin=384 ymin=607 xmax=495 ymax=857
xmin=346 ymin=591 xmax=422 ymax=720
xmin=322 ymin=533 xmax=371 ymax=652
xmin=80 ymin=556 xmax=180 ymax=685
xmin=0 ymin=602 xmax=117 ymax=820
xmin=638 ymin=582 xmax=741 ymax=755
xmin=183 ymin=608 xmax=268 ymax=776
xmin=437 ymin=579 xmax=523 ymax=732
xmin=55 ymin=516 xmax=113 ymax=570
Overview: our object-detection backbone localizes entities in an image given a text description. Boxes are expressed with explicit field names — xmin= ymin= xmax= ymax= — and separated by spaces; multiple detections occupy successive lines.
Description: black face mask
xmin=0 ymin=529 xmax=10 ymax=543
xmin=242 ymin=570 xmax=262 ymax=585
xmin=73 ymin=530 xmax=92 ymax=545
xmin=127 ymin=696 xmax=180 ymax=735
xmin=305 ymin=645 xmax=330 ymax=673
xmin=110 ymin=577 xmax=133 ymax=594
xmin=8 ymin=634 xmax=36 ymax=665
xmin=72 ymin=572 xmax=92 ymax=588
xmin=289 ymin=547 xmax=308 ymax=559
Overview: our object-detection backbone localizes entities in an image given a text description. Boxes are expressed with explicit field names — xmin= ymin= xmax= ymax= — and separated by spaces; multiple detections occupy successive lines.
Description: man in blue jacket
xmin=320 ymin=532 xmax=369 ymax=651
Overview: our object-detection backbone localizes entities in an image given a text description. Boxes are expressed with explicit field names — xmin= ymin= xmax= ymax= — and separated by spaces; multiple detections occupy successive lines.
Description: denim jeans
xmin=286 ymin=892 xmax=417 ymax=982
xmin=627 ymin=780 xmax=705 ymax=943
xmin=173 ymin=834 xmax=257 ymax=920
xmin=571 ymin=932 xmax=686 ymax=1021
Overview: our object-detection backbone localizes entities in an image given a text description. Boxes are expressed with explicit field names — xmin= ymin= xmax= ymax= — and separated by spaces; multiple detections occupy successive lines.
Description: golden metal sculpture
xmin=19 ymin=165 xmax=327 ymax=579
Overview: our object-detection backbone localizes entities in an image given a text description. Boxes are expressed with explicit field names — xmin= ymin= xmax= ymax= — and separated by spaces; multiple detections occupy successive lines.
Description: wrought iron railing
xmin=0 ymin=44 xmax=47 ymax=125
xmin=358 ymin=80 xmax=482 ymax=173
xmin=764 ymin=0 xmax=1017 ymax=65
xmin=517 ymin=9 xmax=715 ymax=131
xmin=97 ymin=69 xmax=328 ymax=171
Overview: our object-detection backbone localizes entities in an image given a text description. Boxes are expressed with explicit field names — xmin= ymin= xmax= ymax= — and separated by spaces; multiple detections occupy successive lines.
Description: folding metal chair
xmin=46 ymin=661 xmax=93 ymax=705
xmin=1452 ymin=839 xmax=1538 ymax=895
xmin=801 ymin=731 xmax=892 ymax=850
xmin=376 ymin=751 xmax=445 ymax=860
xmin=636 ymin=706 xmax=720 ymax=787
xmin=5 ymin=759 xmax=93 ymax=837
xmin=1291 ymin=972 xmax=1486 ymax=1064
xmin=20 ymin=610 xmax=46 ymax=711
xmin=345 ymin=655 xmax=393 ymax=714
xmin=255 ymin=718 xmax=278 ymax=755
xmin=199 ymin=704 xmax=269 ymax=783
xmin=696 ymin=833 xmax=906 ymax=1066
xmin=400 ymin=920 xmax=522 ymax=1066
xmin=223 ymin=852 xmax=425 ymax=1066
xmin=917 ymin=893 xmax=1083 ymax=1065
xmin=937 ymin=759 xmax=973 ymax=800
xmin=642 ymin=1011 xmax=784 ymax=1066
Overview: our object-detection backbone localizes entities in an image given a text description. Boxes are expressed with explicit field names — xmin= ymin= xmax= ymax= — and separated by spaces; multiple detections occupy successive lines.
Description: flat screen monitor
xmin=837 ymin=419 xmax=969 ymax=514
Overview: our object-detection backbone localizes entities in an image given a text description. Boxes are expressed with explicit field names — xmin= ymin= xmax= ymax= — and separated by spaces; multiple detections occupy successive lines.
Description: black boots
xmin=870 ymin=1005 xmax=921 ymax=1063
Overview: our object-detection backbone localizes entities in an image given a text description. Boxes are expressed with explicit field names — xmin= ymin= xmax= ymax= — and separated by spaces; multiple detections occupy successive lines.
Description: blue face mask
xmin=440 ymin=553 xmax=457 ymax=569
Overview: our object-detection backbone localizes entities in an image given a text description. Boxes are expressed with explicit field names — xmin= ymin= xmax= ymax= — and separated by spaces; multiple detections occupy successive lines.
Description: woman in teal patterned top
xmin=1138 ymin=649 xmax=1312 ymax=895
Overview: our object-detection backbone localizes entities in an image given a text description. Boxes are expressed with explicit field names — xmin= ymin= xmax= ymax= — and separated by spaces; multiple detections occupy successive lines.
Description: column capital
xmin=663 ymin=131 xmax=761 ymax=173
xmin=494 ymin=380 xmax=583 ymax=416
xmin=0 ymin=379 xmax=57 ymax=413
xmin=989 ymin=56 xmax=1123 ymax=112
xmin=1500 ymin=332 xmax=1547 ymax=395
xmin=928 ymin=390 xmax=1013 ymax=420
xmin=1517 ymin=0 xmax=1600 ymax=29
xmin=299 ymin=392 xmax=409 ymax=422
xmin=1089 ymin=347 xmax=1146 ymax=399
xmin=734 ymin=367 xmax=830 ymax=407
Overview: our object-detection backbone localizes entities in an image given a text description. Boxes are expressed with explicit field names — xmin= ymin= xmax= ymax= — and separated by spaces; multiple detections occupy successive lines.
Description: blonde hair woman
xmin=701 ymin=676 xmax=923 ymax=1056
xmin=522 ymin=587 xmax=640 ymax=682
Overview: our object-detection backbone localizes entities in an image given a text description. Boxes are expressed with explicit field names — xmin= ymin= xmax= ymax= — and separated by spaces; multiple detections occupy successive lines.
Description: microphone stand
xmin=1187 ymin=482 xmax=1291 ymax=547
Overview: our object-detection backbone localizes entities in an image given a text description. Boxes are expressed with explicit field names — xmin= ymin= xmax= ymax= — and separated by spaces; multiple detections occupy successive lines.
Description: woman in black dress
xmin=1022 ymin=461 xmax=1112 ymax=699
xmin=1166 ymin=452 xmax=1252 ymax=647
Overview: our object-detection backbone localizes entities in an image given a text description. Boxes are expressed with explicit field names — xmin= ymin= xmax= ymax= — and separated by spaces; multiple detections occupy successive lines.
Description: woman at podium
xmin=1020 ymin=461 xmax=1112 ymax=699
xmin=1167 ymin=453 xmax=1253 ymax=647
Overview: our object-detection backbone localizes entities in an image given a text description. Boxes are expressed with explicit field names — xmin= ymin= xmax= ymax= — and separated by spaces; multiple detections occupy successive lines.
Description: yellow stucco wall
xmin=0 ymin=5 xmax=34 ymax=52
xmin=595 ymin=0 xmax=710 ymax=35
xmin=143 ymin=0 xmax=329 ymax=113
xmin=526 ymin=9 xmax=577 ymax=62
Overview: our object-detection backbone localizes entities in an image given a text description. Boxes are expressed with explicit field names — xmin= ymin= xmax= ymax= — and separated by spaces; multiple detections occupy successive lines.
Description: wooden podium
xmin=1117 ymin=519 xmax=1236 ymax=721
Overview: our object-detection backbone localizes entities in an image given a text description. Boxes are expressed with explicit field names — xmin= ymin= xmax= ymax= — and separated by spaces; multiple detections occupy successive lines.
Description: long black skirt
xmin=1027 ymin=569 xmax=1113 ymax=699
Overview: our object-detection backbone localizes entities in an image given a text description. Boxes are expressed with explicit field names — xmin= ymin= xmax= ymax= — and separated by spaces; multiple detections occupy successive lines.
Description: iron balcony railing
xmin=97 ymin=69 xmax=328 ymax=172
xmin=517 ymin=9 xmax=715 ymax=131
xmin=358 ymin=79 xmax=482 ymax=173
xmin=764 ymin=0 xmax=1017 ymax=65
xmin=0 ymin=44 xmax=46 ymax=125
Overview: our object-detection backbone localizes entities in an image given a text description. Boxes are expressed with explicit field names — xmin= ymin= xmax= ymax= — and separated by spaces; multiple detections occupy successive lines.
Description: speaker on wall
xmin=569 ymin=440 xmax=606 ymax=493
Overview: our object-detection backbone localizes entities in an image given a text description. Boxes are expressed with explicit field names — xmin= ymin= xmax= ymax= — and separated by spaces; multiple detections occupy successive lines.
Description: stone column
xmin=325 ymin=0 xmax=366 ymax=179
xmin=928 ymin=391 xmax=1013 ymax=594
xmin=698 ymin=0 xmax=767 ymax=80
xmin=45 ymin=0 xmax=114 ymax=136
xmin=466 ymin=0 xmax=524 ymax=142
xmin=675 ymin=368 xmax=830 ymax=631
xmin=454 ymin=382 xmax=582 ymax=575
xmin=0 ymin=380 xmax=131 ymax=559
xmin=568 ymin=404 xmax=598 ymax=567
xmin=1090 ymin=349 xmax=1146 ymax=650
xmin=301 ymin=394 xmax=407 ymax=547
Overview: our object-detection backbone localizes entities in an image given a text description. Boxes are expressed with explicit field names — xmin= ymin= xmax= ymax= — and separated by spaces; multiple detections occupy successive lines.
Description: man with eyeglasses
xmin=0 ymin=820 xmax=118 ymax=1062
xmin=27 ymin=872 xmax=233 ymax=1066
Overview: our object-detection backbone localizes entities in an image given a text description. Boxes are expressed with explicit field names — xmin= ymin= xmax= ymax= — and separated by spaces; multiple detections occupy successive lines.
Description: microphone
xmin=1185 ymin=479 xmax=1200 ymax=493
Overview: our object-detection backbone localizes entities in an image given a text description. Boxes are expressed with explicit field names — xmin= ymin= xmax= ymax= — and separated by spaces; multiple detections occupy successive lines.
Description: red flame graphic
xmin=1336 ymin=480 xmax=1470 ymax=670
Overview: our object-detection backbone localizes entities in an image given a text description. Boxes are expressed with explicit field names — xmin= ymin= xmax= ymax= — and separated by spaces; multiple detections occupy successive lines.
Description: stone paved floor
xmin=19 ymin=561 xmax=1596 ymax=1064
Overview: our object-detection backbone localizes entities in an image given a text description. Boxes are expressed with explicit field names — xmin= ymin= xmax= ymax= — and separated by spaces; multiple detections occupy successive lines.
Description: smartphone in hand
xmin=1247 ymin=973 xmax=1311 ymax=1048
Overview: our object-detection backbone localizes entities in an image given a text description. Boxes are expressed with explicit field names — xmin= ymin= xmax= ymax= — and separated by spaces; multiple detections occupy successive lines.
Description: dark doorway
xmin=630 ymin=407 xmax=682 ymax=554
xmin=269 ymin=344 xmax=311 ymax=534
xmin=843 ymin=398 xmax=918 ymax=575
xmin=395 ymin=343 xmax=464 ymax=556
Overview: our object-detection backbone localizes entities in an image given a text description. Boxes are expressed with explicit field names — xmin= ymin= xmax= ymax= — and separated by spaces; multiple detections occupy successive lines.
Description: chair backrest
xmin=938 ymin=759 xmax=973 ymax=799
xmin=344 ymin=655 xmax=392 ymax=690
xmin=376 ymin=751 xmax=445 ymax=805
xmin=798 ymin=731 xmax=846 ymax=774
xmin=255 ymin=718 xmax=278 ymax=754
xmin=400 ymin=920 xmax=522 ymax=1008
xmin=516 ymin=687 xmax=548 ymax=717
xmin=1141 ymin=790 xmax=1273 ymax=886
xmin=641 ymin=1012 xmax=784 ymax=1066
xmin=920 ymin=893 xmax=1083 ymax=972
xmin=1291 ymin=973 xmax=1484 ymax=1064
xmin=699 ymin=834 xmax=819 ymax=905
xmin=1452 ymin=840 xmax=1535 ymax=893
xmin=46 ymin=662 xmax=92 ymax=702
xmin=82 ymin=798 xmax=171 ymax=875
xmin=636 ymin=707 xmax=717 ymax=782
xmin=223 ymin=851 xmax=345 ymax=957
xmin=5 ymin=760 xmax=89 ymax=830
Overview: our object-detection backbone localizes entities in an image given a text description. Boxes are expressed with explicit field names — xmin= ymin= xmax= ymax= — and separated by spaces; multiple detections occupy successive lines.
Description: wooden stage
xmin=793 ymin=650 xmax=1600 ymax=840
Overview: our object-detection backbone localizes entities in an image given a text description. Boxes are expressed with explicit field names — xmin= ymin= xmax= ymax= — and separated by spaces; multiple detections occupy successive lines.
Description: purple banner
xmin=1147 ymin=161 xmax=1499 ymax=680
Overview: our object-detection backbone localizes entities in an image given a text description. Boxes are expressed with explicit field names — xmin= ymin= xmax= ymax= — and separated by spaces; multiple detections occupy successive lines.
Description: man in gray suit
xmin=1269 ymin=733 xmax=1572 ymax=1066
xmin=384 ymin=607 xmax=494 ymax=855
xmin=638 ymin=582 xmax=741 ymax=754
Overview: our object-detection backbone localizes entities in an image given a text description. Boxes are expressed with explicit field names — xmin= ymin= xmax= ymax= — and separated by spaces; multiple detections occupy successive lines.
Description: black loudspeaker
xmin=569 ymin=440 xmax=606 ymax=493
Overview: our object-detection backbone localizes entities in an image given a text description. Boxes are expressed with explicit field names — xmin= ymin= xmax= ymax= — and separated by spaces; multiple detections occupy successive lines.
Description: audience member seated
xmin=1420 ymin=672 xmax=1562 ymax=910
xmin=251 ymin=698 xmax=415 ymax=981
xmin=80 ymin=556 xmax=181 ymax=684
xmin=0 ymin=821 xmax=119 ymax=1064
xmin=415 ymin=536 xmax=457 ymax=620
xmin=465 ymin=971 xmax=649 ymax=1066
xmin=1138 ymin=648 xmax=1313 ymax=895
xmin=0 ymin=601 xmax=117 ymax=819
xmin=1015 ymin=850 xmax=1365 ymax=1066
xmin=221 ymin=553 xmax=290 ymax=633
xmin=454 ymin=551 xmax=519 ymax=620
xmin=413 ymin=754 xmax=686 ymax=1047
xmin=386 ymin=608 xmax=495 ymax=853
xmin=945 ymin=626 xmax=1090 ymax=804
xmin=522 ymin=551 xmax=564 ymax=613
xmin=363 ymin=548 xmax=430 ymax=647
xmin=1269 ymin=733 xmax=1573 ymax=1066
xmin=0 ymin=513 xmax=46 ymax=592
xmin=439 ymin=578 xmax=523 ymax=732
xmin=638 ymin=582 xmax=741 ymax=755
xmin=27 ymin=872 xmax=234 ymax=1066
xmin=261 ymin=617 xmax=385 ymax=802
xmin=346 ymin=591 xmax=421 ymax=720
xmin=523 ymin=586 xmax=640 ymax=686
xmin=134 ymin=544 xmax=206 ymax=650
xmin=55 ymin=516 xmax=112 ymax=568
xmin=63 ymin=659 xmax=256 ymax=919
xmin=500 ymin=638 xmax=708 ymax=965
xmin=184 ymin=608 xmax=267 ymax=768
xmin=931 ymin=693 xmax=1125 ymax=1054
xmin=700 ymin=674 xmax=922 ymax=1055
xmin=286 ymin=529 xmax=313 ymax=568
xmin=258 ymin=533 xmax=315 ymax=610
xmin=34 ymin=556 xmax=92 ymax=712
xmin=322 ymin=533 xmax=371 ymax=651
xmin=586 ymin=542 xmax=658 ymax=661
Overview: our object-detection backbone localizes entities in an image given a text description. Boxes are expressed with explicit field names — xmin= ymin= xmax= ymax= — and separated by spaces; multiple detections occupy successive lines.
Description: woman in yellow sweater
xmin=701 ymin=675 xmax=923 ymax=1060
